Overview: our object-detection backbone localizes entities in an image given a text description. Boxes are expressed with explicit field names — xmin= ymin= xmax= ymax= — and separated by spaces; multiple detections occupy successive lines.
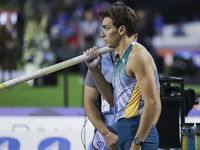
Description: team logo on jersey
xmin=122 ymin=58 xmax=128 ymax=64
xmin=122 ymin=58 xmax=125 ymax=64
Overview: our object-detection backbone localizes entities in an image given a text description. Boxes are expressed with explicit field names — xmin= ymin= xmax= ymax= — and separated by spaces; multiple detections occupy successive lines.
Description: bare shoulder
xmin=126 ymin=43 xmax=155 ymax=78
xmin=129 ymin=44 xmax=152 ymax=65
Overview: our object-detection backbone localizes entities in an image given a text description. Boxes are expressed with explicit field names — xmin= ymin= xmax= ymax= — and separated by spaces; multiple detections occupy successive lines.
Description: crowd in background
xmin=0 ymin=0 xmax=200 ymax=83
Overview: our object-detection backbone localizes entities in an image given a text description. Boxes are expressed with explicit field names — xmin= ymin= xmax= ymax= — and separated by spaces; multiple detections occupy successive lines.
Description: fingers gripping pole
xmin=0 ymin=46 xmax=114 ymax=91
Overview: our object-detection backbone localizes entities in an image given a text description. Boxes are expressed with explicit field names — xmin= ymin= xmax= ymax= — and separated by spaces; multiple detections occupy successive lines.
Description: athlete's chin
xmin=106 ymin=44 xmax=115 ymax=48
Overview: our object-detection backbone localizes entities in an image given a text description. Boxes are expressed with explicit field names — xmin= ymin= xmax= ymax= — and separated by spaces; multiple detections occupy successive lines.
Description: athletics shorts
xmin=117 ymin=115 xmax=159 ymax=150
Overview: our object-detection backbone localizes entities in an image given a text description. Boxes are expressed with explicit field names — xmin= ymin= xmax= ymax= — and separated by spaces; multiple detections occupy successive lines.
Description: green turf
xmin=67 ymin=72 xmax=84 ymax=107
xmin=170 ymin=83 xmax=200 ymax=96
xmin=0 ymin=72 xmax=199 ymax=107
xmin=0 ymin=72 xmax=83 ymax=107
xmin=183 ymin=84 xmax=200 ymax=96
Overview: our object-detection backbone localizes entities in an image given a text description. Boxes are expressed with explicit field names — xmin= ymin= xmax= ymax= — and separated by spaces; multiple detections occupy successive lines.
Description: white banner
xmin=0 ymin=116 xmax=94 ymax=150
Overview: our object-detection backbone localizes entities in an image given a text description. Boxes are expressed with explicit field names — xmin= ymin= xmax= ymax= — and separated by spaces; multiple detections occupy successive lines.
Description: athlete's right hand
xmin=104 ymin=133 xmax=118 ymax=150
xmin=84 ymin=46 xmax=102 ymax=70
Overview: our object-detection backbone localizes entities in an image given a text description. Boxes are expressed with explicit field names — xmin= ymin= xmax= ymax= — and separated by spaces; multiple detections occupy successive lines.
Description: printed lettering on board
xmin=0 ymin=137 xmax=20 ymax=150
xmin=38 ymin=137 xmax=70 ymax=150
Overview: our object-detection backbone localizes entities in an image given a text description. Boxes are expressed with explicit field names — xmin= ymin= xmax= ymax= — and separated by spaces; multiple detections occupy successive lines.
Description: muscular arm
xmin=84 ymin=85 xmax=118 ymax=149
xmin=85 ymin=49 xmax=114 ymax=106
xmin=127 ymin=46 xmax=161 ymax=148
xmin=90 ymin=66 xmax=114 ymax=106
xmin=84 ymin=85 xmax=110 ymax=136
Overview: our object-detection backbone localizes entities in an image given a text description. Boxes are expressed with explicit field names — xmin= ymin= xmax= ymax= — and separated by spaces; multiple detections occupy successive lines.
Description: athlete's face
xmin=100 ymin=17 xmax=121 ymax=48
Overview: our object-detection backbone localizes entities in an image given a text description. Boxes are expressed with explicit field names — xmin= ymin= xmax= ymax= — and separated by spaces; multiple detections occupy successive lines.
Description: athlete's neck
xmin=115 ymin=37 xmax=133 ymax=59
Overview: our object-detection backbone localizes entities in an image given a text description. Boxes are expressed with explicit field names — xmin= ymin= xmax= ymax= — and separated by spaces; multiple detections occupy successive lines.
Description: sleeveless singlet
xmin=112 ymin=42 xmax=160 ymax=120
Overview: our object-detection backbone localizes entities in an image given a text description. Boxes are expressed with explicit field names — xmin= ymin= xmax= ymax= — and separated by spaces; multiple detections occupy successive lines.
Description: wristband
xmin=104 ymin=132 xmax=111 ymax=140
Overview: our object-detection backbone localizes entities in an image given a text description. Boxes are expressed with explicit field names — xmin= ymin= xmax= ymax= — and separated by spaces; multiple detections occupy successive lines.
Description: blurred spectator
xmin=137 ymin=9 xmax=164 ymax=73
xmin=23 ymin=19 xmax=55 ymax=85
xmin=66 ymin=18 xmax=81 ymax=58
xmin=137 ymin=9 xmax=156 ymax=59
xmin=0 ymin=11 xmax=19 ymax=81
xmin=49 ymin=0 xmax=70 ymax=40
xmin=78 ymin=7 xmax=100 ymax=78
xmin=173 ymin=23 xmax=185 ymax=36
xmin=153 ymin=12 xmax=164 ymax=36
xmin=173 ymin=15 xmax=187 ymax=36
xmin=48 ymin=0 xmax=78 ymax=64
xmin=22 ymin=0 xmax=55 ymax=86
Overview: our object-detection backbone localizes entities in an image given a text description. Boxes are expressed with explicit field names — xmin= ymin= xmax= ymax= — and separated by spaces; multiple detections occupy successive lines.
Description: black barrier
xmin=157 ymin=76 xmax=199 ymax=149
xmin=157 ymin=76 xmax=185 ymax=149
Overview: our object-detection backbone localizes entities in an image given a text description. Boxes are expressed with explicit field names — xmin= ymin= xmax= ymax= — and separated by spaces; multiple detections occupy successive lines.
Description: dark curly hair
xmin=99 ymin=2 xmax=138 ymax=37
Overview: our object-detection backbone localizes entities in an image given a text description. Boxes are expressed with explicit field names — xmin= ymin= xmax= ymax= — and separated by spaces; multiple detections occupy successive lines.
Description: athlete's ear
xmin=132 ymin=33 xmax=138 ymax=41
xmin=119 ymin=25 xmax=126 ymax=36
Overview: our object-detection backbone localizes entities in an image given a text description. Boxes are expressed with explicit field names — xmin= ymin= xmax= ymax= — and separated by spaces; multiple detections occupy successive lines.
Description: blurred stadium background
xmin=0 ymin=0 xmax=200 ymax=106
xmin=0 ymin=0 xmax=200 ymax=149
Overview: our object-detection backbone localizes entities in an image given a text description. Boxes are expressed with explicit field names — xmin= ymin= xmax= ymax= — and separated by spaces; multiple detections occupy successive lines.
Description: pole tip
xmin=0 ymin=83 xmax=7 ymax=91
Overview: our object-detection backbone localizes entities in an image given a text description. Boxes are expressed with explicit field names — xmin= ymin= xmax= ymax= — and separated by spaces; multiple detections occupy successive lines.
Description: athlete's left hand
xmin=84 ymin=46 xmax=102 ymax=70
xmin=104 ymin=133 xmax=118 ymax=150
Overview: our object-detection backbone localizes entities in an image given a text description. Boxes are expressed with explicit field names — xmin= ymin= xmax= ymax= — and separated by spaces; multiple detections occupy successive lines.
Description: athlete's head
xmin=99 ymin=2 xmax=138 ymax=38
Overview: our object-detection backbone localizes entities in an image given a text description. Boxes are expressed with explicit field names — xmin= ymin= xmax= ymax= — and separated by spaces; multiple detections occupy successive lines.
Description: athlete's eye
xmin=105 ymin=27 xmax=109 ymax=30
